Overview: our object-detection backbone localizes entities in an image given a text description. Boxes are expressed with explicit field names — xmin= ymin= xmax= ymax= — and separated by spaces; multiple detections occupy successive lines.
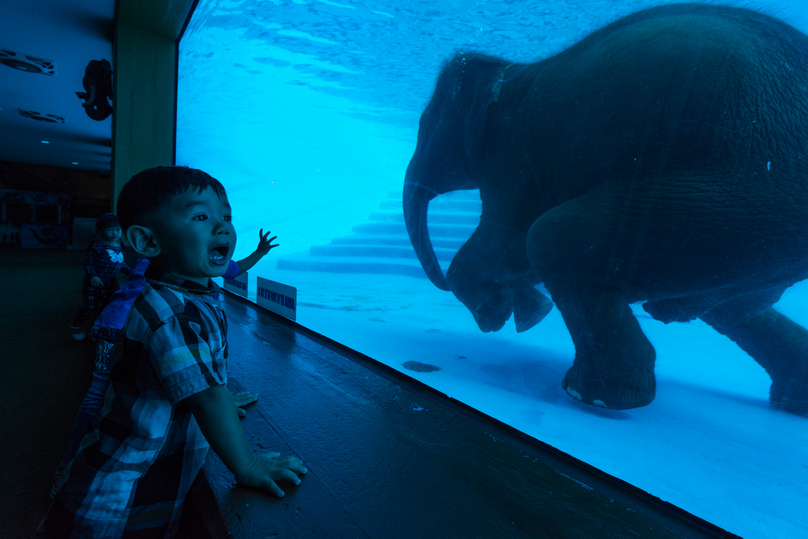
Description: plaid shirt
xmin=40 ymin=268 xmax=228 ymax=538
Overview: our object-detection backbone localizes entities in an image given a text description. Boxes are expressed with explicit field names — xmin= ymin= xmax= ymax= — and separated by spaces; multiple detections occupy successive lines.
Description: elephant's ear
xmin=459 ymin=55 xmax=509 ymax=156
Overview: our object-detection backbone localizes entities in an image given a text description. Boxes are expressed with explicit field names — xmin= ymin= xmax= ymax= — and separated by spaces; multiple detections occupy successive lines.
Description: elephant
xmin=403 ymin=3 xmax=808 ymax=415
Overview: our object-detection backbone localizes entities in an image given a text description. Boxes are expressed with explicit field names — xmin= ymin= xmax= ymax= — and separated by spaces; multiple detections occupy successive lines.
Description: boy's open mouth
xmin=208 ymin=244 xmax=230 ymax=263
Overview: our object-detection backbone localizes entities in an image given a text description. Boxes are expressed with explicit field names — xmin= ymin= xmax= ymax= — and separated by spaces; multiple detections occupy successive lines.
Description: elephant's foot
xmin=543 ymin=285 xmax=657 ymax=410
xmin=513 ymin=286 xmax=553 ymax=333
xmin=758 ymin=313 xmax=808 ymax=415
xmin=769 ymin=364 xmax=808 ymax=415
xmin=562 ymin=359 xmax=656 ymax=409
xmin=701 ymin=305 xmax=808 ymax=416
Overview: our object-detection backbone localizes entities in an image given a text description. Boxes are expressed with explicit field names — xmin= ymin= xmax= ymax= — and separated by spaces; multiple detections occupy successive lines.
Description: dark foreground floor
xmin=1 ymin=250 xmax=738 ymax=538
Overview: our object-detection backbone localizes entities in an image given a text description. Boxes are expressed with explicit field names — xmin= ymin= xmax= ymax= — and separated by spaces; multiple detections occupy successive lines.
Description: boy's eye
xmin=193 ymin=214 xmax=208 ymax=221
xmin=223 ymin=215 xmax=232 ymax=222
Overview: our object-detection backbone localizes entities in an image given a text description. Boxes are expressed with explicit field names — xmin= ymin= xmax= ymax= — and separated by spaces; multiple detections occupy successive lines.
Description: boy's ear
xmin=125 ymin=225 xmax=161 ymax=257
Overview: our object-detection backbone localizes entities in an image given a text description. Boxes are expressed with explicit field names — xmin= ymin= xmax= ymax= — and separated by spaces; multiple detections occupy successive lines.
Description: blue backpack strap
xmin=90 ymin=257 xmax=150 ymax=370
xmin=92 ymin=257 xmax=151 ymax=331
xmin=223 ymin=259 xmax=240 ymax=279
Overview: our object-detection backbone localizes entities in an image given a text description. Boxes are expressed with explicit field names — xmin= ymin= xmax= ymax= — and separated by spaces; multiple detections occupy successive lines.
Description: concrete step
xmin=352 ymin=221 xmax=476 ymax=237
xmin=276 ymin=254 xmax=449 ymax=278
xmin=385 ymin=189 xmax=481 ymax=199
xmin=310 ymin=244 xmax=456 ymax=261
xmin=275 ymin=190 xmax=479 ymax=278
xmin=330 ymin=235 xmax=466 ymax=249
xmin=367 ymin=212 xmax=480 ymax=225
xmin=379 ymin=198 xmax=482 ymax=212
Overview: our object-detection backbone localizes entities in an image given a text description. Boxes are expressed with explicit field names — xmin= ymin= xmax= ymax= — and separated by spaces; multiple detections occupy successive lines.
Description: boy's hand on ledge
xmin=231 ymin=391 xmax=258 ymax=417
xmin=231 ymin=391 xmax=258 ymax=408
xmin=188 ymin=385 xmax=303 ymax=494
xmin=236 ymin=452 xmax=307 ymax=497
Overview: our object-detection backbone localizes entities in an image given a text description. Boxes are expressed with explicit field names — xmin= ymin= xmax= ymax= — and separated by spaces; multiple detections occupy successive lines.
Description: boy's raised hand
xmin=256 ymin=229 xmax=279 ymax=255
xmin=236 ymin=452 xmax=307 ymax=497
xmin=232 ymin=229 xmax=280 ymax=276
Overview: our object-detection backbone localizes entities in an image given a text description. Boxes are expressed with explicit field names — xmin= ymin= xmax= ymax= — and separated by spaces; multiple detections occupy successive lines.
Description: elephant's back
xmin=567 ymin=3 xmax=808 ymax=61
xmin=500 ymin=3 xmax=808 ymax=196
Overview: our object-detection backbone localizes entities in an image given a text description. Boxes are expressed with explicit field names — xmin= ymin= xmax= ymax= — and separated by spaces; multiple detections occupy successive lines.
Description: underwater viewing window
xmin=177 ymin=1 xmax=808 ymax=537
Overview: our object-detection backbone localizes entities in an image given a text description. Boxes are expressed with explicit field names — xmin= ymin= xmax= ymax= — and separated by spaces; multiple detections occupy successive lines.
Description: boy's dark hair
xmin=116 ymin=166 xmax=227 ymax=232
xmin=95 ymin=213 xmax=120 ymax=232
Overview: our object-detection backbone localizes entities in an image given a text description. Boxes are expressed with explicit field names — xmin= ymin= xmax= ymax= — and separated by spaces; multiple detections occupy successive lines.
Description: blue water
xmin=177 ymin=2 xmax=808 ymax=536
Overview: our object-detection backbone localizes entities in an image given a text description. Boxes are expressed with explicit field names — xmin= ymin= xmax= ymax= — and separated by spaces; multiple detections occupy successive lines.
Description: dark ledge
xmin=181 ymin=291 xmax=739 ymax=539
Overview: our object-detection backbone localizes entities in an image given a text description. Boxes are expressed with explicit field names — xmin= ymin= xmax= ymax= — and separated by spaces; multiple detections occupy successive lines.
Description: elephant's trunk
xmin=403 ymin=178 xmax=450 ymax=291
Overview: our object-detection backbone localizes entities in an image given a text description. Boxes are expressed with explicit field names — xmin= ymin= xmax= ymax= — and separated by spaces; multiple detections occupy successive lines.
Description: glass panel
xmin=177 ymin=2 xmax=808 ymax=536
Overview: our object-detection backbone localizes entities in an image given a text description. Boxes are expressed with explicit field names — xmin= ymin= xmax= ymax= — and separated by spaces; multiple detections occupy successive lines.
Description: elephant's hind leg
xmin=701 ymin=304 xmax=808 ymax=415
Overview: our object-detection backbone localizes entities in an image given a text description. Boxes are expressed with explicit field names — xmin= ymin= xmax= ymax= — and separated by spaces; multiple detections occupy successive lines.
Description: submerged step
xmin=330 ymin=235 xmax=466 ymax=249
xmin=379 ymin=199 xmax=483 ymax=213
xmin=368 ymin=212 xmax=480 ymax=225
xmin=386 ymin=189 xmax=481 ymax=200
xmin=278 ymin=190 xmax=479 ymax=277
xmin=310 ymin=244 xmax=457 ymax=261
xmin=352 ymin=222 xmax=477 ymax=237
xmin=276 ymin=255 xmax=447 ymax=278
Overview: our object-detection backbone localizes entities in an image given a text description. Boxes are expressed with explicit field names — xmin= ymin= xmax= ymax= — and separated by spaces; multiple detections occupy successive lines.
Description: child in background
xmin=40 ymin=166 xmax=304 ymax=538
xmin=70 ymin=213 xmax=131 ymax=340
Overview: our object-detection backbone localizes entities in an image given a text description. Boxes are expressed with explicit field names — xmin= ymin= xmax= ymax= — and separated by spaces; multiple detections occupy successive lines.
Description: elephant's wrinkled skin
xmin=403 ymin=4 xmax=808 ymax=414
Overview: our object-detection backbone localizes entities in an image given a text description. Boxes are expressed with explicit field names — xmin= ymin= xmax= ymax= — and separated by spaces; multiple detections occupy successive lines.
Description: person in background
xmin=70 ymin=214 xmax=131 ymax=340
xmin=40 ymin=166 xmax=303 ymax=538
xmin=51 ymin=229 xmax=280 ymax=496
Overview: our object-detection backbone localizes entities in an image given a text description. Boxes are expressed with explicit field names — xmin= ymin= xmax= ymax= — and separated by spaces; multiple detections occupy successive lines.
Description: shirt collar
xmin=144 ymin=263 xmax=223 ymax=296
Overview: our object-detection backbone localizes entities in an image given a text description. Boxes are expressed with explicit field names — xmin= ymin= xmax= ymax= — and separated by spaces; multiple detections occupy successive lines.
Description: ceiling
xmin=0 ymin=0 xmax=116 ymax=174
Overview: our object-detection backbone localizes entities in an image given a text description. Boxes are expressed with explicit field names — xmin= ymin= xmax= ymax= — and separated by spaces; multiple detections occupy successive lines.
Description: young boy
xmin=51 ymin=227 xmax=279 ymax=497
xmin=71 ymin=213 xmax=132 ymax=340
xmin=39 ymin=166 xmax=306 ymax=538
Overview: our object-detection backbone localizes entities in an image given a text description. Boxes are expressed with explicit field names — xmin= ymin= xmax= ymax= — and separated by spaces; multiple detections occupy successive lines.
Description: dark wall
xmin=0 ymin=159 xmax=111 ymax=219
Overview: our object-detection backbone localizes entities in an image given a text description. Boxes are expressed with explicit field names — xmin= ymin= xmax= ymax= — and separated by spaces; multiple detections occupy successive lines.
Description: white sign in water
xmin=256 ymin=276 xmax=297 ymax=321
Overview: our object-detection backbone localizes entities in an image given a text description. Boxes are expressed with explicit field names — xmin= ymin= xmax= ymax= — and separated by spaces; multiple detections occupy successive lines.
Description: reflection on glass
xmin=177 ymin=1 xmax=808 ymax=537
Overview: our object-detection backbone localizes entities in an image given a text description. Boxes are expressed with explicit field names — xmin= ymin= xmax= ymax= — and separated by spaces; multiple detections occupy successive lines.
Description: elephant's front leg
xmin=525 ymin=194 xmax=657 ymax=410
xmin=446 ymin=226 xmax=552 ymax=333
xmin=550 ymin=284 xmax=656 ymax=409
